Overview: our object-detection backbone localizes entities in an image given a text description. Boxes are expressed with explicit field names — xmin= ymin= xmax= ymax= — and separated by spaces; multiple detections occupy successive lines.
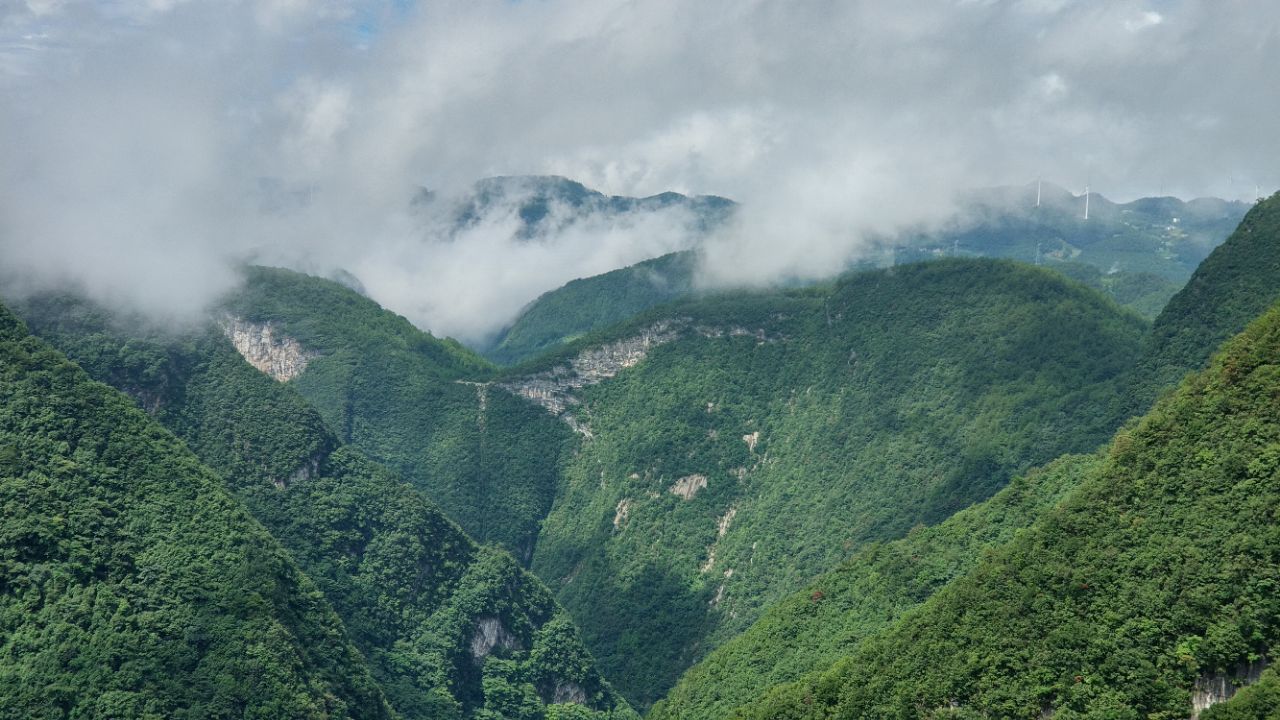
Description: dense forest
xmin=732 ymin=296 xmax=1280 ymax=718
xmin=14 ymin=296 xmax=633 ymax=720
xmin=648 ymin=454 xmax=1099 ymax=720
xmin=524 ymin=259 xmax=1146 ymax=706
xmin=3 ymin=190 xmax=1275 ymax=719
xmin=0 ymin=304 xmax=394 ymax=719
xmin=1128 ymin=192 xmax=1280 ymax=410
xmin=486 ymin=187 xmax=1244 ymax=366
xmin=486 ymin=252 xmax=698 ymax=366
xmin=222 ymin=266 xmax=570 ymax=562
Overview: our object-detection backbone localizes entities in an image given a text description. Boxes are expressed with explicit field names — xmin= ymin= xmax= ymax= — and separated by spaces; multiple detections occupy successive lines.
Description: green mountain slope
xmin=738 ymin=298 xmax=1280 ymax=719
xmin=514 ymin=259 xmax=1145 ymax=707
xmin=1129 ymin=194 xmax=1280 ymax=410
xmin=487 ymin=252 xmax=697 ymax=366
xmin=0 ymin=303 xmax=393 ymax=720
xmin=222 ymin=265 xmax=572 ymax=560
xmin=904 ymin=184 xmax=1250 ymax=281
xmin=16 ymin=295 xmax=634 ymax=720
xmin=649 ymin=453 xmax=1099 ymax=720
xmin=481 ymin=187 xmax=1236 ymax=368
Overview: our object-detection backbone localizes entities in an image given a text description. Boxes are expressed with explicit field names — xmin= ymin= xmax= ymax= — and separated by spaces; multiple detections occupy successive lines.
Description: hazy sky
xmin=1 ymin=0 xmax=1277 ymax=342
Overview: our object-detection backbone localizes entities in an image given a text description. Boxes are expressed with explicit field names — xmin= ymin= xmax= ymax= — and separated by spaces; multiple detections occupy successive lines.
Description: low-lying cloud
xmin=1 ymin=0 xmax=1278 ymax=341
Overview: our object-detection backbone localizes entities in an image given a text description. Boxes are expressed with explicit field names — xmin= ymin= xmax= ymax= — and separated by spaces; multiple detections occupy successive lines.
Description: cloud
xmin=1 ymin=0 xmax=1278 ymax=339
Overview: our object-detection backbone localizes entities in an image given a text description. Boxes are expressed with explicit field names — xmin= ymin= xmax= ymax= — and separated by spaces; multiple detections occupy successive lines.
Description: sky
xmin=1 ymin=0 xmax=1278 ymax=343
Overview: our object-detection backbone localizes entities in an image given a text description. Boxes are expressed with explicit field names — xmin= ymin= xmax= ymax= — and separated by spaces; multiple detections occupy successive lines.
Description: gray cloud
xmin=1 ymin=0 xmax=1278 ymax=339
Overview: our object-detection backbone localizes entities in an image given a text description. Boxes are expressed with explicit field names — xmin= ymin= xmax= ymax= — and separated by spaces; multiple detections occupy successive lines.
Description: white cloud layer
xmin=1 ymin=0 xmax=1278 ymax=340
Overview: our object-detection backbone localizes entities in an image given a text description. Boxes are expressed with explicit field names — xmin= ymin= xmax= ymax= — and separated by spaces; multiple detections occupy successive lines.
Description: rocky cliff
xmin=220 ymin=316 xmax=317 ymax=382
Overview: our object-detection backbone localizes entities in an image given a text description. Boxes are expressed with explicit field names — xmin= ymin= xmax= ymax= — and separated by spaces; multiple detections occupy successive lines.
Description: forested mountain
xmin=483 ymin=186 xmax=1242 ymax=367
xmin=222 ymin=266 xmax=570 ymax=561
xmin=648 ymin=453 xmax=1099 ymax=720
xmin=516 ymin=259 xmax=1144 ymax=706
xmin=127 ymin=258 xmax=1146 ymax=709
xmin=14 ymin=295 xmax=634 ymax=720
xmin=902 ymin=183 xmax=1249 ymax=281
xmin=1128 ymin=193 xmax=1280 ymax=410
xmin=731 ymin=296 xmax=1280 ymax=719
xmin=486 ymin=252 xmax=697 ymax=366
xmin=430 ymin=176 xmax=735 ymax=241
xmin=6 ymin=193 xmax=1268 ymax=718
xmin=0 ymin=303 xmax=394 ymax=719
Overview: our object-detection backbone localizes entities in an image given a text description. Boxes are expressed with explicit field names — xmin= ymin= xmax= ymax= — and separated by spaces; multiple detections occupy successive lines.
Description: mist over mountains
xmin=5 ymin=3 xmax=1280 ymax=719
xmin=3 ymin=1 xmax=1279 ymax=340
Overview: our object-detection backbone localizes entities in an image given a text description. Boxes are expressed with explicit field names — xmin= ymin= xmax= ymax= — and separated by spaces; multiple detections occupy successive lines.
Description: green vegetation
xmin=521 ymin=259 xmax=1145 ymax=707
xmin=735 ymin=300 xmax=1280 ymax=719
xmin=223 ymin=265 xmax=572 ymax=559
xmin=901 ymin=184 xmax=1249 ymax=282
xmin=649 ymin=453 xmax=1099 ymax=720
xmin=487 ymin=252 xmax=697 ymax=366
xmin=481 ymin=188 xmax=1238 ymax=368
xmin=1129 ymin=194 xmax=1280 ymax=410
xmin=0 ymin=303 xmax=393 ymax=719
xmin=16 ymin=295 xmax=634 ymax=720
xmin=1043 ymin=262 xmax=1182 ymax=320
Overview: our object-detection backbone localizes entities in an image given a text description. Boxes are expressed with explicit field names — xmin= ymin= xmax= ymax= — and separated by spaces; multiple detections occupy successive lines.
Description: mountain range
xmin=3 ymin=180 xmax=1278 ymax=719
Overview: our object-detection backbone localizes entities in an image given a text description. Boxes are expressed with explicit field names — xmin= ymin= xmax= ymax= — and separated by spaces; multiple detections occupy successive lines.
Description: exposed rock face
xmin=470 ymin=616 xmax=521 ymax=662
xmin=220 ymin=317 xmax=317 ymax=382
xmin=552 ymin=682 xmax=587 ymax=705
xmin=1191 ymin=657 xmax=1268 ymax=718
xmin=669 ymin=474 xmax=708 ymax=500
xmin=743 ymin=431 xmax=760 ymax=453
xmin=502 ymin=319 xmax=784 ymax=436
xmin=500 ymin=320 xmax=684 ymax=433
xmin=701 ymin=506 xmax=737 ymax=572
xmin=613 ymin=499 xmax=632 ymax=530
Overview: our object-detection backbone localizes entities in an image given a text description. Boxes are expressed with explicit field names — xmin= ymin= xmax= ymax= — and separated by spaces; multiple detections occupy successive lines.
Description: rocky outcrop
xmin=470 ymin=616 xmax=521 ymax=662
xmin=500 ymin=320 xmax=684 ymax=433
xmin=700 ymin=506 xmax=737 ymax=572
xmin=1191 ymin=657 xmax=1268 ymax=718
xmin=552 ymin=682 xmax=587 ymax=704
xmin=220 ymin=317 xmax=317 ymax=382
xmin=613 ymin=499 xmax=632 ymax=530
xmin=669 ymin=474 xmax=708 ymax=500
xmin=502 ymin=318 xmax=786 ymax=436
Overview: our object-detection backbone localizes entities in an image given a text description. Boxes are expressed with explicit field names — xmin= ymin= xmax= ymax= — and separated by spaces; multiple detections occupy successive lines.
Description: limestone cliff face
xmin=500 ymin=317 xmax=784 ymax=437
xmin=499 ymin=320 xmax=684 ymax=435
xmin=220 ymin=317 xmax=318 ymax=383
xmin=470 ymin=616 xmax=521 ymax=662
xmin=1191 ymin=657 xmax=1268 ymax=718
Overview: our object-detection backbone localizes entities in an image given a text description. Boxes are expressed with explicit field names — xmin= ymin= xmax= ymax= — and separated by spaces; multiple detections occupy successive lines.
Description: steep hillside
xmin=516 ymin=259 xmax=1145 ymax=706
xmin=17 ymin=295 xmax=634 ymax=720
xmin=649 ymin=454 xmax=1099 ymax=720
xmin=903 ymin=183 xmax=1250 ymax=281
xmin=1044 ymin=262 xmax=1182 ymax=320
xmin=737 ymin=299 xmax=1280 ymax=719
xmin=1201 ymin=668 xmax=1280 ymax=720
xmin=222 ymin=265 xmax=571 ymax=560
xmin=1129 ymin=193 xmax=1280 ymax=410
xmin=482 ymin=187 xmax=1235 ymax=368
xmin=487 ymin=252 xmax=697 ymax=366
xmin=0 ymin=304 xmax=393 ymax=719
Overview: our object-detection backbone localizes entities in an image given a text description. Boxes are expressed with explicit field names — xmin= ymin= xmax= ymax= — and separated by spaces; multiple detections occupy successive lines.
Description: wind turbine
xmin=1083 ymin=184 xmax=1090 ymax=221
xmin=1036 ymin=177 xmax=1042 ymax=208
